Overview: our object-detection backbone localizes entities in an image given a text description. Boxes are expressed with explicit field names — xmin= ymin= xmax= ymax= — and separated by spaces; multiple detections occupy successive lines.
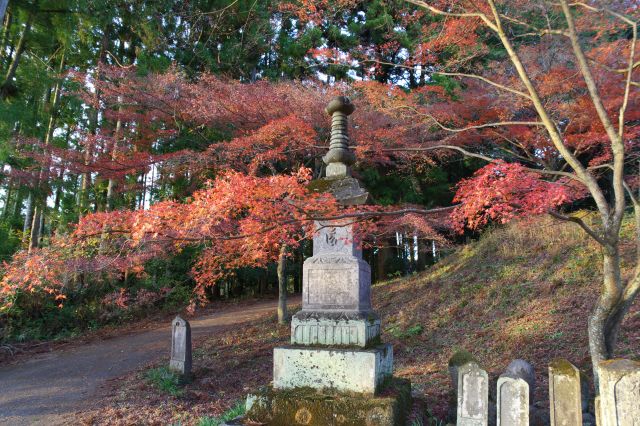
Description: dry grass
xmin=79 ymin=215 xmax=640 ymax=423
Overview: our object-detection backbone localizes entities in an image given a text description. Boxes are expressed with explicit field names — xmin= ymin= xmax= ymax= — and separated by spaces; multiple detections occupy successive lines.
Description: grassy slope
xmin=381 ymin=215 xmax=639 ymax=418
xmin=81 ymin=215 xmax=640 ymax=424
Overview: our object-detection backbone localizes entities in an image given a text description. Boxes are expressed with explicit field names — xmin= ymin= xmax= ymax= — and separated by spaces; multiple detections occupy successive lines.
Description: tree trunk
xmin=1 ymin=177 xmax=12 ymax=219
xmin=277 ymin=244 xmax=288 ymax=324
xmin=259 ymin=274 xmax=266 ymax=296
xmin=22 ymin=191 xmax=33 ymax=239
xmin=587 ymin=248 xmax=632 ymax=390
xmin=1 ymin=11 xmax=31 ymax=98
xmin=11 ymin=187 xmax=23 ymax=223
xmin=28 ymin=205 xmax=41 ymax=252
xmin=28 ymin=52 xmax=65 ymax=251
xmin=0 ymin=0 xmax=8 ymax=28
xmin=106 ymin=93 xmax=124 ymax=212
xmin=0 ymin=7 xmax=11 ymax=61
xmin=79 ymin=28 xmax=109 ymax=216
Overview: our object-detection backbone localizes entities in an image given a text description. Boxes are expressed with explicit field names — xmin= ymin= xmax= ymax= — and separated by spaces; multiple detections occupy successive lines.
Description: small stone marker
xmin=548 ymin=359 xmax=582 ymax=426
xmin=497 ymin=375 xmax=529 ymax=426
xmin=457 ymin=361 xmax=489 ymax=426
xmin=169 ymin=315 xmax=192 ymax=376
xmin=597 ymin=358 xmax=640 ymax=426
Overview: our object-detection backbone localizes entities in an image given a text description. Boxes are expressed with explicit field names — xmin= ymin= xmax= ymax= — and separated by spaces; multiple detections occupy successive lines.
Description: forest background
xmin=0 ymin=0 xmax=476 ymax=343
xmin=0 ymin=0 xmax=638 ymax=382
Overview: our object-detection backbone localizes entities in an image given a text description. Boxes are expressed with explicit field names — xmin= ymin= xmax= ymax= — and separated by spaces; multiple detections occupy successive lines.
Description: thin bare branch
xmin=499 ymin=13 xmax=569 ymax=37
xmin=623 ymin=179 xmax=639 ymax=207
xmin=381 ymin=145 xmax=582 ymax=181
xmin=560 ymin=0 xmax=626 ymax=229
xmin=435 ymin=71 xmax=532 ymax=99
xmin=619 ymin=22 xmax=637 ymax=139
xmin=392 ymin=105 xmax=542 ymax=132
xmin=548 ymin=210 xmax=606 ymax=245
xmin=405 ymin=0 xmax=498 ymax=31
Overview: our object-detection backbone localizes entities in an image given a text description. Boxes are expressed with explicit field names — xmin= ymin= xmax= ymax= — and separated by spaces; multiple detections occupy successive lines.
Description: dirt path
xmin=0 ymin=298 xmax=291 ymax=425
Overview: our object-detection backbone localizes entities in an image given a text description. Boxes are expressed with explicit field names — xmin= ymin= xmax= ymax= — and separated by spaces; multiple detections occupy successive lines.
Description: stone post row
xmin=453 ymin=356 xmax=640 ymax=426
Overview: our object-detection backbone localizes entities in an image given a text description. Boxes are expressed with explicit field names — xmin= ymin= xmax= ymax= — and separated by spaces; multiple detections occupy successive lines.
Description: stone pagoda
xmin=243 ymin=97 xmax=410 ymax=426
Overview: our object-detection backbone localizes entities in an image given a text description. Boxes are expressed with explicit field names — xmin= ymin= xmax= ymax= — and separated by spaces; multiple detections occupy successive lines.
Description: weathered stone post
xmin=548 ymin=359 xmax=583 ymax=426
xmin=244 ymin=97 xmax=409 ymax=425
xmin=497 ymin=361 xmax=532 ymax=426
xmin=597 ymin=359 xmax=640 ymax=426
xmin=457 ymin=361 xmax=489 ymax=426
xmin=448 ymin=351 xmax=479 ymax=422
xmin=169 ymin=316 xmax=192 ymax=377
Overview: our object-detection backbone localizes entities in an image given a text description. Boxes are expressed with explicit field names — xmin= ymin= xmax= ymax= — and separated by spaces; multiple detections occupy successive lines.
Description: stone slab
xmin=169 ymin=316 xmax=191 ymax=376
xmin=245 ymin=378 xmax=411 ymax=426
xmin=548 ymin=359 xmax=582 ymax=426
xmin=291 ymin=311 xmax=380 ymax=347
xmin=314 ymin=222 xmax=359 ymax=257
xmin=457 ymin=362 xmax=488 ymax=426
xmin=497 ymin=375 xmax=529 ymax=426
xmin=597 ymin=358 xmax=640 ymax=426
xmin=302 ymin=254 xmax=371 ymax=312
xmin=273 ymin=344 xmax=393 ymax=395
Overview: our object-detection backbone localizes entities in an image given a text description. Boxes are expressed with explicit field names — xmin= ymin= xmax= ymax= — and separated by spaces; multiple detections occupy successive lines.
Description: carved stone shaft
xmin=329 ymin=112 xmax=350 ymax=151
xmin=323 ymin=96 xmax=356 ymax=177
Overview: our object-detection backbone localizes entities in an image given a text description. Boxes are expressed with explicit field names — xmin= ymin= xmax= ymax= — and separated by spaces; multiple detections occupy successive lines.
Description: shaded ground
xmin=0 ymin=297 xmax=295 ymax=426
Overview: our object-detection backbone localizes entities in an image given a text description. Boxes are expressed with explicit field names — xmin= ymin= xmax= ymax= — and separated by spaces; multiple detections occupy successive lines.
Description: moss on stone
xmin=365 ymin=335 xmax=382 ymax=349
xmin=306 ymin=178 xmax=335 ymax=194
xmin=245 ymin=378 xmax=411 ymax=426
xmin=448 ymin=350 xmax=477 ymax=367
xmin=549 ymin=358 xmax=579 ymax=375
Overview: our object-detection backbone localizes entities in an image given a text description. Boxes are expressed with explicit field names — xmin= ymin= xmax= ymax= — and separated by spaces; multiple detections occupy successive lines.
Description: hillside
xmin=79 ymin=215 xmax=640 ymax=424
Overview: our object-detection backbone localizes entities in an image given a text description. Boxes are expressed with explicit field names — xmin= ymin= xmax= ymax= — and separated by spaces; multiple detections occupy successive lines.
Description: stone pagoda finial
xmin=323 ymin=96 xmax=356 ymax=178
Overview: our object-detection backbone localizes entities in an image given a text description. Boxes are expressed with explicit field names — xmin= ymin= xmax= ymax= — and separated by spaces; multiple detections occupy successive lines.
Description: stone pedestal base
xmin=242 ymin=378 xmax=411 ymax=426
xmin=291 ymin=311 xmax=381 ymax=348
xmin=274 ymin=344 xmax=393 ymax=395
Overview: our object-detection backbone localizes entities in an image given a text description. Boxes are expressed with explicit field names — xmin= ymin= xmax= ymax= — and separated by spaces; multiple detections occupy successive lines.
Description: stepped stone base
xmin=242 ymin=378 xmax=411 ymax=426
xmin=274 ymin=344 xmax=393 ymax=394
xmin=291 ymin=311 xmax=381 ymax=348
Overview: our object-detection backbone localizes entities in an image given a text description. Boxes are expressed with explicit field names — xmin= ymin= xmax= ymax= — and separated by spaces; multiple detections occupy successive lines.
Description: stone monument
xmin=496 ymin=375 xmax=529 ymax=426
xmin=548 ymin=359 xmax=582 ymax=426
xmin=169 ymin=315 xmax=192 ymax=377
xmin=597 ymin=358 xmax=640 ymax=426
xmin=244 ymin=97 xmax=410 ymax=425
xmin=457 ymin=362 xmax=489 ymax=426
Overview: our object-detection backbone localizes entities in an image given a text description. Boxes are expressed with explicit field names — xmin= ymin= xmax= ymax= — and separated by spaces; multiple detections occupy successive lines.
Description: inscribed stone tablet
xmin=458 ymin=362 xmax=488 ymax=426
xmin=497 ymin=376 xmax=529 ymax=426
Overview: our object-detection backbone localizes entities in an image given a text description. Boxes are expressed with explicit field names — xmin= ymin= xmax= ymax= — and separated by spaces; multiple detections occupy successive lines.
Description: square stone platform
xmin=242 ymin=378 xmax=411 ymax=426
xmin=274 ymin=344 xmax=393 ymax=395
